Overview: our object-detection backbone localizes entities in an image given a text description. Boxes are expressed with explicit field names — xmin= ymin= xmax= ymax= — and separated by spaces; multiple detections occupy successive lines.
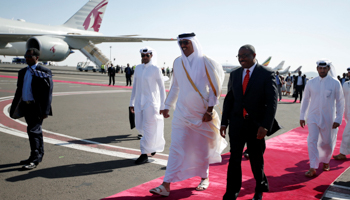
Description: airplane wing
xmin=0 ymin=33 xmax=175 ymax=44
xmin=67 ymin=35 xmax=176 ymax=43
xmin=0 ymin=34 xmax=36 ymax=43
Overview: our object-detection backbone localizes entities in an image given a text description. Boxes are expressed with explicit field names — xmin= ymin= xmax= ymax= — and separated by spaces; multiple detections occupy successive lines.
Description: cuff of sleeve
xmin=160 ymin=104 xmax=165 ymax=110
xmin=165 ymin=105 xmax=171 ymax=110
xmin=300 ymin=114 xmax=305 ymax=120
xmin=335 ymin=119 xmax=342 ymax=124
xmin=208 ymin=97 xmax=218 ymax=107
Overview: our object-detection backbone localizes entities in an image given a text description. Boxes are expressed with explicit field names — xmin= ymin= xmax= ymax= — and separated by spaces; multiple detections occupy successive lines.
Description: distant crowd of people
xmin=100 ymin=63 xmax=135 ymax=86
xmin=161 ymin=67 xmax=173 ymax=77
xmin=276 ymin=70 xmax=350 ymax=103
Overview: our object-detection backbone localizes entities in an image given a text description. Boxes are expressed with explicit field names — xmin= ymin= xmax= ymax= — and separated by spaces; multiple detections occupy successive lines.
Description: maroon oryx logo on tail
xmin=83 ymin=0 xmax=108 ymax=32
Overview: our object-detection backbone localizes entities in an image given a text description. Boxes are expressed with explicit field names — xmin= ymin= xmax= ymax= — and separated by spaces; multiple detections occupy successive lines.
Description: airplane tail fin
xmin=291 ymin=66 xmax=302 ymax=73
xmin=273 ymin=61 xmax=285 ymax=71
xmin=62 ymin=0 xmax=109 ymax=32
xmin=261 ymin=56 xmax=272 ymax=67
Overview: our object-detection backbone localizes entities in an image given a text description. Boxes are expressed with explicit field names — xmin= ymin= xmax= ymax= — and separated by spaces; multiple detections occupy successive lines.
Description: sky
xmin=1 ymin=0 xmax=350 ymax=75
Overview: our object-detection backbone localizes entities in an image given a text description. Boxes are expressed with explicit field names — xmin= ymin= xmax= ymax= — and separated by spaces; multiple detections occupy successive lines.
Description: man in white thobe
xmin=300 ymin=59 xmax=345 ymax=177
xmin=333 ymin=67 xmax=350 ymax=160
xmin=129 ymin=47 xmax=166 ymax=165
xmin=149 ymin=33 xmax=227 ymax=197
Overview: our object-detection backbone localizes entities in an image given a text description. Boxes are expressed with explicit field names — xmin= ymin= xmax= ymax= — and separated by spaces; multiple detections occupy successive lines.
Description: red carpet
xmin=102 ymin=120 xmax=350 ymax=200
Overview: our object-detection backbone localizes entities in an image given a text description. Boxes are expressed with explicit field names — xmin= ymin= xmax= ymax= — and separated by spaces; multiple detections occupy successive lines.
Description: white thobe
xmin=340 ymin=81 xmax=350 ymax=155
xmin=129 ymin=62 xmax=166 ymax=154
xmin=300 ymin=75 xmax=345 ymax=169
xmin=163 ymin=56 xmax=227 ymax=183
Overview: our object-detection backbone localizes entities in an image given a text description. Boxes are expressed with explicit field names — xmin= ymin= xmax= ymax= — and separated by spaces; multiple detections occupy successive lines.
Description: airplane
xmin=222 ymin=56 xmax=272 ymax=73
xmin=261 ymin=56 xmax=271 ymax=67
xmin=276 ymin=66 xmax=302 ymax=76
xmin=277 ymin=66 xmax=291 ymax=75
xmin=271 ymin=61 xmax=285 ymax=71
xmin=0 ymin=0 xmax=174 ymax=67
xmin=290 ymin=66 xmax=302 ymax=74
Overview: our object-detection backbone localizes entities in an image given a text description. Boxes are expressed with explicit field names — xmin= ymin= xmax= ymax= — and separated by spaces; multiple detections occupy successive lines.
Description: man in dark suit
xmin=293 ymin=71 xmax=306 ymax=103
xmin=9 ymin=48 xmax=53 ymax=170
xmin=108 ymin=64 xmax=116 ymax=85
xmin=124 ymin=63 xmax=133 ymax=86
xmin=220 ymin=45 xmax=278 ymax=200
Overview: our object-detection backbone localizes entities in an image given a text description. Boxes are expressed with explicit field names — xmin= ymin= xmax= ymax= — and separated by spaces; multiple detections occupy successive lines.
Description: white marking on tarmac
xmin=0 ymin=91 xmax=168 ymax=166
xmin=323 ymin=191 xmax=350 ymax=200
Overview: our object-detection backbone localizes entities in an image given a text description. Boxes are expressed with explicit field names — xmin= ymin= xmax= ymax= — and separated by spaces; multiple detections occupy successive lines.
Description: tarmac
xmin=0 ymin=63 xmax=349 ymax=199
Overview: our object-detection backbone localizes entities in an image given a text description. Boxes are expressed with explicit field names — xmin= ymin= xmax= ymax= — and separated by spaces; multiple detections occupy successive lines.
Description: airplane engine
xmin=26 ymin=36 xmax=71 ymax=61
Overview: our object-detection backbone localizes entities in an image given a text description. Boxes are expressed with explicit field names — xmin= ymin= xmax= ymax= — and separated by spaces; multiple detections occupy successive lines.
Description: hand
xmin=162 ymin=109 xmax=170 ymax=118
xmin=332 ymin=122 xmax=340 ymax=129
xmin=220 ymin=126 xmax=227 ymax=138
xmin=300 ymin=120 xmax=305 ymax=128
xmin=129 ymin=106 xmax=134 ymax=113
xmin=257 ymin=126 xmax=267 ymax=139
xmin=202 ymin=112 xmax=213 ymax=122
xmin=160 ymin=110 xmax=165 ymax=115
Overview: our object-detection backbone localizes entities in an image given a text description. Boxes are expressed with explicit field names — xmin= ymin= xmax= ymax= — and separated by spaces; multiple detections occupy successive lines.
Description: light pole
xmin=109 ymin=46 xmax=112 ymax=63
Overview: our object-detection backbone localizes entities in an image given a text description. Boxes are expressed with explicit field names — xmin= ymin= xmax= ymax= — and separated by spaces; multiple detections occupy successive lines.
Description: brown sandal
xmin=333 ymin=154 xmax=347 ymax=160
xmin=305 ymin=169 xmax=316 ymax=177
xmin=323 ymin=163 xmax=330 ymax=171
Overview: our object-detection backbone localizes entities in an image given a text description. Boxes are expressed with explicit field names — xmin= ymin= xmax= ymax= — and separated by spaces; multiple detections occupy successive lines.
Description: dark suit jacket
xmin=10 ymin=65 xmax=53 ymax=118
xmin=293 ymin=75 xmax=306 ymax=89
xmin=108 ymin=67 xmax=116 ymax=76
xmin=221 ymin=64 xmax=278 ymax=134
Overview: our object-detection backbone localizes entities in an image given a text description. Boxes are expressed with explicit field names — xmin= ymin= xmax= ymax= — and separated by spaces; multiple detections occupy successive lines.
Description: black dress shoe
xmin=19 ymin=158 xmax=32 ymax=165
xmin=135 ymin=154 xmax=148 ymax=165
xmin=252 ymin=192 xmax=263 ymax=200
xmin=22 ymin=162 xmax=38 ymax=170
xmin=151 ymin=152 xmax=156 ymax=156
xmin=137 ymin=134 xmax=143 ymax=139
xmin=243 ymin=149 xmax=249 ymax=160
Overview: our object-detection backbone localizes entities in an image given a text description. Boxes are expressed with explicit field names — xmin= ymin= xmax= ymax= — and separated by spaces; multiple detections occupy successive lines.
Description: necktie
xmin=243 ymin=69 xmax=250 ymax=117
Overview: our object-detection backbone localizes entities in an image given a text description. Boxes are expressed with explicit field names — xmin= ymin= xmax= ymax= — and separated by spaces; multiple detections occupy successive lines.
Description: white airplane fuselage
xmin=0 ymin=0 xmax=174 ymax=63
xmin=0 ymin=18 xmax=102 ymax=36
xmin=0 ymin=18 xmax=102 ymax=58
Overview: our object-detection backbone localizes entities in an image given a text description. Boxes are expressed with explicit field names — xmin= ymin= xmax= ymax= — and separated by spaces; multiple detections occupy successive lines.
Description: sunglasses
xmin=179 ymin=40 xmax=190 ymax=45
xmin=236 ymin=54 xmax=251 ymax=59
xmin=141 ymin=54 xmax=150 ymax=58
xmin=24 ymin=55 xmax=36 ymax=58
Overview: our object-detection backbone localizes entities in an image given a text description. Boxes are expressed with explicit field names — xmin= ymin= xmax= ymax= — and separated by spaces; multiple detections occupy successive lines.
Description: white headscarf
xmin=316 ymin=59 xmax=336 ymax=79
xmin=140 ymin=46 xmax=158 ymax=66
xmin=177 ymin=33 xmax=205 ymax=84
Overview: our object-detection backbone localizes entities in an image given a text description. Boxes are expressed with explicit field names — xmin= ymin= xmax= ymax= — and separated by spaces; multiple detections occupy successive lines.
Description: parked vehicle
xmin=12 ymin=57 xmax=26 ymax=64
xmin=84 ymin=66 xmax=97 ymax=72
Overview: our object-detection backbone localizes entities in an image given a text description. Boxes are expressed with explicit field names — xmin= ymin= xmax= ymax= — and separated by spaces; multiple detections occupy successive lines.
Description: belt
xmin=23 ymin=101 xmax=35 ymax=104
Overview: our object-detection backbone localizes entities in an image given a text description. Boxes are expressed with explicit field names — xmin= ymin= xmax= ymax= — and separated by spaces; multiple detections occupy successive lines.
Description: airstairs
xmin=79 ymin=41 xmax=110 ymax=68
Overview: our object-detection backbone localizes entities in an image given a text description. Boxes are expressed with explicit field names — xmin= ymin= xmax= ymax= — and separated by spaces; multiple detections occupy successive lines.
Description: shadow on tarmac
xmin=67 ymin=134 xmax=140 ymax=144
xmin=0 ymin=163 xmax=22 ymax=173
xmin=218 ymin=154 xmax=346 ymax=198
xmin=5 ymin=159 xmax=139 ymax=182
